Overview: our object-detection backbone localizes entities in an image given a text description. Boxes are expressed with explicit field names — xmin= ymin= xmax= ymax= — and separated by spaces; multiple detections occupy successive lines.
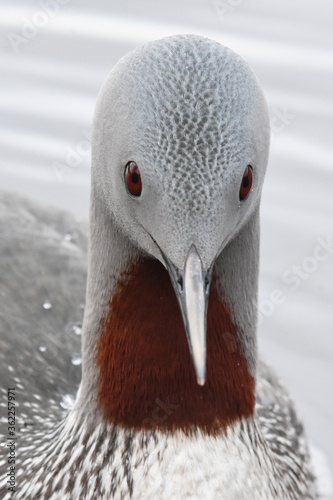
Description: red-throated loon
xmin=0 ymin=35 xmax=316 ymax=499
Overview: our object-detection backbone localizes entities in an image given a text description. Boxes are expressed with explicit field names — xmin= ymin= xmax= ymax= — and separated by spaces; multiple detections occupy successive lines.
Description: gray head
xmin=90 ymin=34 xmax=270 ymax=386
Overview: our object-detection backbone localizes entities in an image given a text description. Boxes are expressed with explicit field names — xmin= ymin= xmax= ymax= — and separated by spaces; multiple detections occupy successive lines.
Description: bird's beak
xmin=162 ymin=245 xmax=213 ymax=386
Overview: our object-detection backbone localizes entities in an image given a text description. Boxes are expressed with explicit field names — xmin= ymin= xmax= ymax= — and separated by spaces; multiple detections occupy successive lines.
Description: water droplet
xmin=43 ymin=301 xmax=52 ymax=310
xmin=71 ymin=323 xmax=82 ymax=335
xmin=71 ymin=354 xmax=81 ymax=366
xmin=39 ymin=345 xmax=46 ymax=352
xmin=64 ymin=233 xmax=72 ymax=242
xmin=60 ymin=394 xmax=75 ymax=410
xmin=65 ymin=322 xmax=83 ymax=336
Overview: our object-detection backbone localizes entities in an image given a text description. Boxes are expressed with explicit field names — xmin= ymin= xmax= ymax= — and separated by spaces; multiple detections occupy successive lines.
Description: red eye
xmin=125 ymin=161 xmax=142 ymax=197
xmin=239 ymin=165 xmax=253 ymax=201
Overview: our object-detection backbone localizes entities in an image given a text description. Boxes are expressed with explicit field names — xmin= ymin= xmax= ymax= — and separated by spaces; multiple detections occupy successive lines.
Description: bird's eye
xmin=239 ymin=165 xmax=253 ymax=201
xmin=125 ymin=161 xmax=142 ymax=197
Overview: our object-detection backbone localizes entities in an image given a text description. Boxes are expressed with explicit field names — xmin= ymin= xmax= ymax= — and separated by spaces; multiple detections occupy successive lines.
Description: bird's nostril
xmin=204 ymin=274 xmax=210 ymax=294
xmin=176 ymin=273 xmax=184 ymax=293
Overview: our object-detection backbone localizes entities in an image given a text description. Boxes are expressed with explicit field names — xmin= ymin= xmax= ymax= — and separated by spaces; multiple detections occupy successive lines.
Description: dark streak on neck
xmin=95 ymin=258 xmax=255 ymax=435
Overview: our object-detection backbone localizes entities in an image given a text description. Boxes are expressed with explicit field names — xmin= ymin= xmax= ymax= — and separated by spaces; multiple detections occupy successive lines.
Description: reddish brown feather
xmin=95 ymin=258 xmax=255 ymax=435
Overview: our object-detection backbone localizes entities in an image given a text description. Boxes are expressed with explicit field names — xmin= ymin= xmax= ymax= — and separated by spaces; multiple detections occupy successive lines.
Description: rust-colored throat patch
xmin=96 ymin=258 xmax=254 ymax=435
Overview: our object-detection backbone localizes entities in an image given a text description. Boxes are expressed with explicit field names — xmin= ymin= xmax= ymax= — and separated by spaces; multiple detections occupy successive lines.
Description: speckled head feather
xmin=93 ymin=35 xmax=270 ymax=269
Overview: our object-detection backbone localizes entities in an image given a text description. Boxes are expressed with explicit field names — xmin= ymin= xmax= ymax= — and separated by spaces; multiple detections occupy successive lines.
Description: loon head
xmin=80 ymin=34 xmax=270 ymax=433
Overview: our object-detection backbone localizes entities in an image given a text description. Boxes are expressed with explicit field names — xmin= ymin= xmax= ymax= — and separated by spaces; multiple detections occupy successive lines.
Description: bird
xmin=0 ymin=35 xmax=317 ymax=499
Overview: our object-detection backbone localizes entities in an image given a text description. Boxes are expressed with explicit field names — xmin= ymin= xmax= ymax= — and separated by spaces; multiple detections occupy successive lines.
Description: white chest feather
xmin=7 ymin=412 xmax=314 ymax=500
xmin=129 ymin=426 xmax=281 ymax=500
xmin=22 ymin=417 xmax=284 ymax=500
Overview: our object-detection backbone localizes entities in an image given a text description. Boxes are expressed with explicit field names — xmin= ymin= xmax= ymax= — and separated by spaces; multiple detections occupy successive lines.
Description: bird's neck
xmin=77 ymin=188 xmax=260 ymax=434
xmin=95 ymin=257 xmax=255 ymax=434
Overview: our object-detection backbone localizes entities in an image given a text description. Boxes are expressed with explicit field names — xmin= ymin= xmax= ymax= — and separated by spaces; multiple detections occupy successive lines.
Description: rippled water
xmin=1 ymin=0 xmax=332 ymax=492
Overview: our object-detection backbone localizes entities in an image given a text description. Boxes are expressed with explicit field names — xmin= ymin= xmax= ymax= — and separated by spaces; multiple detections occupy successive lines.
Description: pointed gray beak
xmin=162 ymin=245 xmax=212 ymax=386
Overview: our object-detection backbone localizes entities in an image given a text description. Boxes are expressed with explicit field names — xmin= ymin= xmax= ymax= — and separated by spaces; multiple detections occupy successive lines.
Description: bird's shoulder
xmin=256 ymin=357 xmax=316 ymax=499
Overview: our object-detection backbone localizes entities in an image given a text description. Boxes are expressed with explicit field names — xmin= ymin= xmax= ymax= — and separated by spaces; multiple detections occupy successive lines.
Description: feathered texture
xmin=0 ymin=33 xmax=318 ymax=499
xmin=0 ymin=191 xmax=316 ymax=499
xmin=96 ymin=258 xmax=255 ymax=433
xmin=93 ymin=35 xmax=270 ymax=270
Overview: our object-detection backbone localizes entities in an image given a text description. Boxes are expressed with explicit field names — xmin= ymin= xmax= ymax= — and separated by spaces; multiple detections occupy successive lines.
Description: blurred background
xmin=1 ymin=0 xmax=332 ymax=490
